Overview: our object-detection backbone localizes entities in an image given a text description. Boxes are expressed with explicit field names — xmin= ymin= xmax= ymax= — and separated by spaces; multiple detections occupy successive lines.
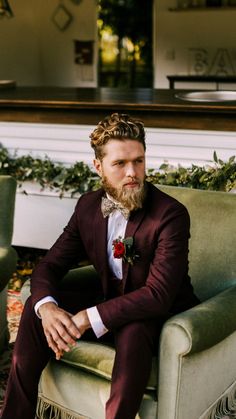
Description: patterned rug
xmin=0 ymin=290 xmax=23 ymax=410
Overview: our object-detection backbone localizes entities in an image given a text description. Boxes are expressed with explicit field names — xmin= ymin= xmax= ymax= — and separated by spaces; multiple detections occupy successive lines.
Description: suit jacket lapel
xmin=93 ymin=203 xmax=110 ymax=296
xmin=122 ymin=206 xmax=147 ymax=286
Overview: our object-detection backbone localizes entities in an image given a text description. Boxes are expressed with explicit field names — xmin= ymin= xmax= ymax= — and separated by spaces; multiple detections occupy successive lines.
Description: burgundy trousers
xmin=0 ymin=290 xmax=161 ymax=419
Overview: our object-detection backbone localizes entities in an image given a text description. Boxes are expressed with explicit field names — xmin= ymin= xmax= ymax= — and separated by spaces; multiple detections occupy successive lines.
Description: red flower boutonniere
xmin=112 ymin=236 xmax=139 ymax=265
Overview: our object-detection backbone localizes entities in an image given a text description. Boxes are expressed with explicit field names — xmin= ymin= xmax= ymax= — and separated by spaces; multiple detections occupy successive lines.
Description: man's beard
xmin=102 ymin=176 xmax=146 ymax=211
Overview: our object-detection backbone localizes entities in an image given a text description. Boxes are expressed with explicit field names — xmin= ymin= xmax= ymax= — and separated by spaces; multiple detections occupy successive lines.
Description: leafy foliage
xmin=0 ymin=144 xmax=235 ymax=195
xmin=99 ymin=0 xmax=152 ymax=46
xmin=146 ymin=152 xmax=236 ymax=192
xmin=0 ymin=145 xmax=99 ymax=197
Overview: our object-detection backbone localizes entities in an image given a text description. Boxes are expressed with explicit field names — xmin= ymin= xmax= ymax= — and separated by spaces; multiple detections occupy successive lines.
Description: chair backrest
xmin=157 ymin=185 xmax=236 ymax=302
xmin=0 ymin=176 xmax=17 ymax=247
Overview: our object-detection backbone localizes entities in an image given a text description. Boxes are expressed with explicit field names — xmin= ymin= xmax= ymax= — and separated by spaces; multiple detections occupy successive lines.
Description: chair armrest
xmin=0 ymin=176 xmax=17 ymax=248
xmin=162 ymin=284 xmax=236 ymax=355
xmin=0 ymin=247 xmax=18 ymax=292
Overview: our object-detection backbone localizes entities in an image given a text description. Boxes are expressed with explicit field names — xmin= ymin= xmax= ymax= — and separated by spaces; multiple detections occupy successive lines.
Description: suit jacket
xmin=31 ymin=182 xmax=199 ymax=331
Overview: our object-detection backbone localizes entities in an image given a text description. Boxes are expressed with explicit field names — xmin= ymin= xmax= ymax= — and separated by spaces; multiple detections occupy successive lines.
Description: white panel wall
xmin=0 ymin=122 xmax=235 ymax=170
xmin=146 ymin=128 xmax=236 ymax=168
xmin=13 ymin=191 xmax=78 ymax=249
xmin=0 ymin=122 xmax=93 ymax=166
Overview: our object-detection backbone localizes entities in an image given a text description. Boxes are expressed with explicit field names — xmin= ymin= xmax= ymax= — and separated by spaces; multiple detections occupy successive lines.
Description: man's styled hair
xmin=90 ymin=113 xmax=146 ymax=160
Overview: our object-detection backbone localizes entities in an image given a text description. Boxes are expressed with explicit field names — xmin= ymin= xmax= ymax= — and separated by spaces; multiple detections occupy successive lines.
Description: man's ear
xmin=93 ymin=159 xmax=102 ymax=177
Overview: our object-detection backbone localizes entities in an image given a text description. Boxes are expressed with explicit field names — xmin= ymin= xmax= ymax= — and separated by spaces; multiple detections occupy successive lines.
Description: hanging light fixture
xmin=0 ymin=0 xmax=13 ymax=18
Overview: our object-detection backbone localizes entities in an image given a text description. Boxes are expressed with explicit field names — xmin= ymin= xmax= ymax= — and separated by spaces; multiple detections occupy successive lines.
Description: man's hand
xmin=72 ymin=310 xmax=91 ymax=336
xmin=39 ymin=302 xmax=81 ymax=360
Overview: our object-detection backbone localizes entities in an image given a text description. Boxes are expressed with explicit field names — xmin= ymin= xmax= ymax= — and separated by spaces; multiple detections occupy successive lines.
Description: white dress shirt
xmin=35 ymin=207 xmax=128 ymax=338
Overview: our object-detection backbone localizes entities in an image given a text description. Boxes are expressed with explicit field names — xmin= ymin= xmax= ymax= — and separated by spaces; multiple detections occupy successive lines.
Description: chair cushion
xmin=61 ymin=340 xmax=158 ymax=391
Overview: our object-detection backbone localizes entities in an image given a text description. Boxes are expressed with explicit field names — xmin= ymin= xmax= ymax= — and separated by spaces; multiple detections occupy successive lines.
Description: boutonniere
xmin=112 ymin=236 xmax=139 ymax=265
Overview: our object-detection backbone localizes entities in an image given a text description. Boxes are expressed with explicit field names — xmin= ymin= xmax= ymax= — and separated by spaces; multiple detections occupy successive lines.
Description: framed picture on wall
xmin=51 ymin=5 xmax=73 ymax=31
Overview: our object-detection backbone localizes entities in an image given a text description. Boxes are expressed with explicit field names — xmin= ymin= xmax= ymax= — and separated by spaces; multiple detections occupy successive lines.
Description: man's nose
xmin=126 ymin=163 xmax=136 ymax=178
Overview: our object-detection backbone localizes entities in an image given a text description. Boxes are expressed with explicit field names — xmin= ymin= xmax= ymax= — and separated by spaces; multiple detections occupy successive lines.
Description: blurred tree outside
xmin=97 ymin=0 xmax=153 ymax=88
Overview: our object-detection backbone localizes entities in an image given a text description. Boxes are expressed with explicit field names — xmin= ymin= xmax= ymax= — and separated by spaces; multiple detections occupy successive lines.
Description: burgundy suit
xmin=1 ymin=183 xmax=199 ymax=419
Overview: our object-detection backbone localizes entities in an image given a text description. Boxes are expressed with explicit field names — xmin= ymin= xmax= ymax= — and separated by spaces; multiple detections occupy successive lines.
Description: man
xmin=1 ymin=113 xmax=199 ymax=419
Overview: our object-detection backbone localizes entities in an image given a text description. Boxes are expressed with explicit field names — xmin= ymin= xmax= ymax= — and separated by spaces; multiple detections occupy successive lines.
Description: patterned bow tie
xmin=101 ymin=197 xmax=130 ymax=220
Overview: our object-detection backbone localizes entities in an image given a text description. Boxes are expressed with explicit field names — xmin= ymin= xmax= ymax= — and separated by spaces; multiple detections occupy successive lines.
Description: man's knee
xmin=114 ymin=319 xmax=160 ymax=352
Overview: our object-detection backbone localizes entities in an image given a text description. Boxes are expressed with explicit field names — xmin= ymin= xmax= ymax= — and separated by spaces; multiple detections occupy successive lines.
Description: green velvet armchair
xmin=0 ymin=176 xmax=18 ymax=353
xmin=21 ymin=185 xmax=236 ymax=419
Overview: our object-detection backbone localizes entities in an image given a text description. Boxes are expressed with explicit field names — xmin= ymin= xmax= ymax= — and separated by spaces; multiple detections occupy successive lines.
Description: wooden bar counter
xmin=1 ymin=86 xmax=236 ymax=131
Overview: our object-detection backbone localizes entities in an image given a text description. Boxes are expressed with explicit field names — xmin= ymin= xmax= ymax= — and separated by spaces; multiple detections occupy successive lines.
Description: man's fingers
xmin=60 ymin=318 xmax=82 ymax=340
xmin=41 ymin=306 xmax=82 ymax=353
xmin=53 ymin=312 xmax=81 ymax=340
xmin=45 ymin=331 xmax=74 ymax=357
xmin=45 ymin=333 xmax=61 ymax=354
xmin=50 ymin=329 xmax=75 ymax=352
xmin=53 ymin=319 xmax=82 ymax=346
xmin=45 ymin=320 xmax=81 ymax=352
xmin=41 ymin=305 xmax=83 ymax=359
xmin=55 ymin=350 xmax=64 ymax=361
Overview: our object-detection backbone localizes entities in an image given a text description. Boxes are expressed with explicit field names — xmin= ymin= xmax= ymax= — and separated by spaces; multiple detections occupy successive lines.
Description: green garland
xmin=0 ymin=145 xmax=100 ymax=196
xmin=146 ymin=151 xmax=236 ymax=192
xmin=0 ymin=145 xmax=235 ymax=195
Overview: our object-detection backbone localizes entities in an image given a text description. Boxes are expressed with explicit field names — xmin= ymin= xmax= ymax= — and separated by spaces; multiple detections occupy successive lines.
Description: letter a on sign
xmin=209 ymin=49 xmax=235 ymax=75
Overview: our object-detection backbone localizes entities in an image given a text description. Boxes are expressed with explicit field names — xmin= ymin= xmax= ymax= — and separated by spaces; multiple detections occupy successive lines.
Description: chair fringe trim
xmin=36 ymin=395 xmax=89 ymax=419
xmin=200 ymin=381 xmax=236 ymax=419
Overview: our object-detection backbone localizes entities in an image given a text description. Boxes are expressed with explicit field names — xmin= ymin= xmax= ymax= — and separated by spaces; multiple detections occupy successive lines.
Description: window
xmin=97 ymin=0 xmax=153 ymax=88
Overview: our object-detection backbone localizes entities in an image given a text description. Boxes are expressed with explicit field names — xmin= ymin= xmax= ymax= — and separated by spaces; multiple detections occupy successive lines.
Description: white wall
xmin=13 ymin=189 xmax=78 ymax=249
xmin=154 ymin=0 xmax=236 ymax=88
xmin=0 ymin=0 xmax=97 ymax=87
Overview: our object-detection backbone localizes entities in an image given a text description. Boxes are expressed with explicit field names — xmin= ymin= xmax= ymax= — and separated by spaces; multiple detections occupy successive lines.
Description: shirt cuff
xmin=34 ymin=296 xmax=58 ymax=318
xmin=87 ymin=306 xmax=108 ymax=338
